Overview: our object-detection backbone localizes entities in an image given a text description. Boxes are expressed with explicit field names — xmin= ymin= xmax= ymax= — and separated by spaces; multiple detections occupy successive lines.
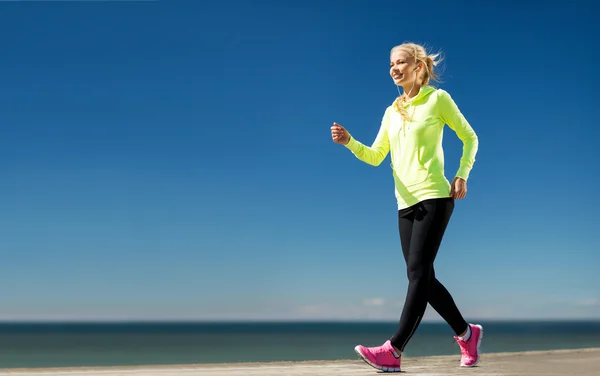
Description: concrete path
xmin=1 ymin=348 xmax=599 ymax=376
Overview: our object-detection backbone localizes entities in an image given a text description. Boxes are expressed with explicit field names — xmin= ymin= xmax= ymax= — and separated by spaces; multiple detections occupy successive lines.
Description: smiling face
xmin=389 ymin=48 xmax=421 ymax=88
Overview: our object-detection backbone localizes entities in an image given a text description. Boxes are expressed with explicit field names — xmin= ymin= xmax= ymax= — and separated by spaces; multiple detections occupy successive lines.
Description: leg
xmin=353 ymin=198 xmax=481 ymax=371
xmin=390 ymin=198 xmax=455 ymax=352
xmin=397 ymin=198 xmax=483 ymax=367
xmin=351 ymin=204 xmax=420 ymax=372
xmin=428 ymin=270 xmax=469 ymax=336
xmin=398 ymin=199 xmax=468 ymax=338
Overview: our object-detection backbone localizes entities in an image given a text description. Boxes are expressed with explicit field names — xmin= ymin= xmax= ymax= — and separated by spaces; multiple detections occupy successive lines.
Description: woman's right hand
xmin=331 ymin=122 xmax=350 ymax=145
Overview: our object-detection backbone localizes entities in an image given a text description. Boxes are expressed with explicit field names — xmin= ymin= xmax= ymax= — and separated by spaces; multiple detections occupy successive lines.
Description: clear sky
xmin=1 ymin=0 xmax=599 ymax=322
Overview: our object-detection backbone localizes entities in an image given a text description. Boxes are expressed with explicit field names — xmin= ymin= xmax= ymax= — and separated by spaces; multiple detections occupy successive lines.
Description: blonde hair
xmin=391 ymin=42 xmax=444 ymax=120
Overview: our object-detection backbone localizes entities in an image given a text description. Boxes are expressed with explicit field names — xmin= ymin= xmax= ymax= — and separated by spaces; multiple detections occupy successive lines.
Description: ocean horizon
xmin=1 ymin=320 xmax=600 ymax=369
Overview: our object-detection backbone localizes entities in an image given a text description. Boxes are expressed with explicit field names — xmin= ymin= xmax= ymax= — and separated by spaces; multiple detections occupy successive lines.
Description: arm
xmin=438 ymin=90 xmax=479 ymax=180
xmin=343 ymin=111 xmax=391 ymax=167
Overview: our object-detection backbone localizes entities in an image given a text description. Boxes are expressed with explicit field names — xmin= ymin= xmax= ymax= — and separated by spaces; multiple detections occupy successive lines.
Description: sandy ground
xmin=1 ymin=348 xmax=599 ymax=375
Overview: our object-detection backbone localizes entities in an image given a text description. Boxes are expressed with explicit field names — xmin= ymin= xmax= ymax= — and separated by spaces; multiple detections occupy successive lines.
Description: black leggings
xmin=389 ymin=197 xmax=469 ymax=352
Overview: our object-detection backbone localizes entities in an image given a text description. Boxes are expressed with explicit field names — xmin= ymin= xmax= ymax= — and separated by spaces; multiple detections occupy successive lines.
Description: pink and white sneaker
xmin=454 ymin=323 xmax=483 ymax=367
xmin=354 ymin=340 xmax=401 ymax=372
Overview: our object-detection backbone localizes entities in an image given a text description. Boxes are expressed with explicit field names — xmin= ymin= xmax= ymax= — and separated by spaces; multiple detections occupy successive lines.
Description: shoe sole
xmin=354 ymin=346 xmax=401 ymax=373
xmin=460 ymin=324 xmax=483 ymax=367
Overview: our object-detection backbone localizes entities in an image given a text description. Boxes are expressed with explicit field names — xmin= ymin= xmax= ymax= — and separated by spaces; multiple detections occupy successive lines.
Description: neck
xmin=403 ymin=81 xmax=422 ymax=98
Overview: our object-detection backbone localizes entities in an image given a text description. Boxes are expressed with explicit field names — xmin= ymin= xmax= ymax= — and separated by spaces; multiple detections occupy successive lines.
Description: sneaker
xmin=454 ymin=323 xmax=483 ymax=367
xmin=354 ymin=340 xmax=401 ymax=372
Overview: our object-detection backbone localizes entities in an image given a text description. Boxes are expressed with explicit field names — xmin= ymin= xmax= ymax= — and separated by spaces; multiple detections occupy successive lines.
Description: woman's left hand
xmin=450 ymin=177 xmax=467 ymax=200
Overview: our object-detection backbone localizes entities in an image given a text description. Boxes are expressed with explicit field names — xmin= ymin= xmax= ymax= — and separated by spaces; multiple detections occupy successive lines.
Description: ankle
xmin=458 ymin=325 xmax=472 ymax=341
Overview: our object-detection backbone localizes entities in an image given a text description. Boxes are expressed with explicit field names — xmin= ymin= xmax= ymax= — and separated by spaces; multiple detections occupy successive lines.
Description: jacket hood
xmin=394 ymin=85 xmax=436 ymax=110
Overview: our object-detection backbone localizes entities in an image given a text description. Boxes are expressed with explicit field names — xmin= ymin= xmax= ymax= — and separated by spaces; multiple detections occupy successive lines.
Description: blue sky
xmin=1 ymin=0 xmax=599 ymax=322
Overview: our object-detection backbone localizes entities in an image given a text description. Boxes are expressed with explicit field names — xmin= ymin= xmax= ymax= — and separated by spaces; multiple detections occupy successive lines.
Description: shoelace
xmin=367 ymin=343 xmax=393 ymax=356
xmin=452 ymin=338 xmax=470 ymax=356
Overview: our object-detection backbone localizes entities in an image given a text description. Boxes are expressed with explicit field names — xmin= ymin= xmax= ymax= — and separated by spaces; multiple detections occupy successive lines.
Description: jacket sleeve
xmin=343 ymin=109 xmax=391 ymax=167
xmin=437 ymin=90 xmax=479 ymax=180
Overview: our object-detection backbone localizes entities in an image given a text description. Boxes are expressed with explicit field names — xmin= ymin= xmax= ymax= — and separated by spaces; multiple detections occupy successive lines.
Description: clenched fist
xmin=331 ymin=122 xmax=350 ymax=145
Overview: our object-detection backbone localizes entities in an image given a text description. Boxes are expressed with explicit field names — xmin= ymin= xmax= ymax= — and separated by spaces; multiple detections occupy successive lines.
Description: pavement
xmin=1 ymin=348 xmax=599 ymax=376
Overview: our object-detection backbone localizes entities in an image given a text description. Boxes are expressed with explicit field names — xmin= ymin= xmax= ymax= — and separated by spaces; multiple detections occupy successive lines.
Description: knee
xmin=406 ymin=263 xmax=432 ymax=284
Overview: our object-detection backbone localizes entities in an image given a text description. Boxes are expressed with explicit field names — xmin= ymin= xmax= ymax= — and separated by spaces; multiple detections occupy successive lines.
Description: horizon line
xmin=1 ymin=318 xmax=599 ymax=324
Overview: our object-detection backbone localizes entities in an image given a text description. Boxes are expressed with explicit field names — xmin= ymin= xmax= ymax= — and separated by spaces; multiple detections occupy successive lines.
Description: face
xmin=389 ymin=49 xmax=421 ymax=87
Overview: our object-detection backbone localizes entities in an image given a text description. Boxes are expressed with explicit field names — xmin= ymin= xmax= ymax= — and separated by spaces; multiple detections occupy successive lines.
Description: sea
xmin=1 ymin=321 xmax=600 ymax=369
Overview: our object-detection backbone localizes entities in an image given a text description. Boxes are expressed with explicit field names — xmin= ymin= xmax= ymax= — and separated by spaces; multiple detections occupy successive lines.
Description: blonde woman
xmin=331 ymin=42 xmax=482 ymax=372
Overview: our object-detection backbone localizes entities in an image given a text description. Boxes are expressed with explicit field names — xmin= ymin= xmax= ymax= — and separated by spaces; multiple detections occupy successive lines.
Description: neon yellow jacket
xmin=344 ymin=85 xmax=479 ymax=209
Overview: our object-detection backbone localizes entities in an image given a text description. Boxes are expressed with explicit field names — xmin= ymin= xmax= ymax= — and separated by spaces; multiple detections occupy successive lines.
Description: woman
xmin=331 ymin=42 xmax=482 ymax=372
